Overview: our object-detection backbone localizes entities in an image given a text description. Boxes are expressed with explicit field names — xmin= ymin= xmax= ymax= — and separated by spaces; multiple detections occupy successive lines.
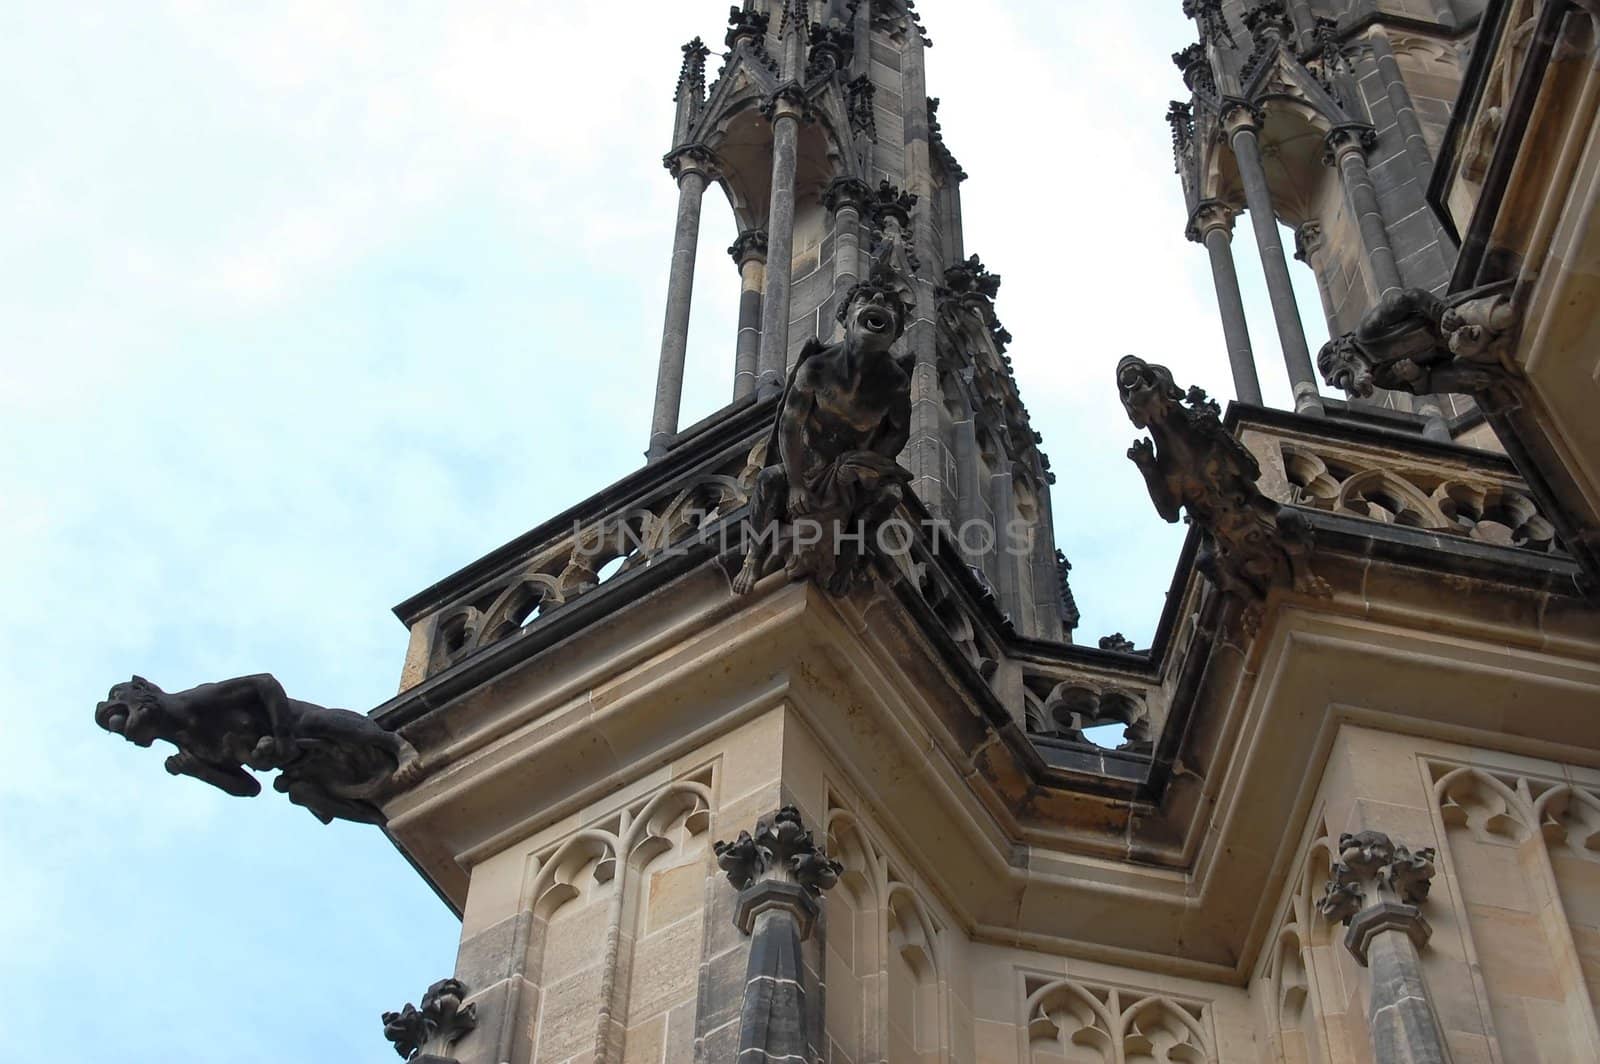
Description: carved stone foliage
xmin=1118 ymin=356 xmax=1329 ymax=628
xmin=94 ymin=673 xmax=420 ymax=825
xmin=732 ymin=239 xmax=915 ymax=596
xmin=1318 ymin=285 xmax=1520 ymax=399
xmin=1098 ymin=633 xmax=1137 ymax=653
xmin=806 ymin=19 xmax=854 ymax=78
xmin=382 ymin=979 xmax=477 ymax=1062
xmin=1281 ymin=443 xmax=1559 ymax=552
xmin=1057 ymin=549 xmax=1082 ymax=635
xmin=1025 ymin=975 xmax=1216 ymax=1064
xmin=715 ymin=805 xmax=843 ymax=904
xmin=1318 ymin=832 xmax=1437 ymax=924
xmin=728 ymin=227 xmax=769 ymax=265
xmin=1173 ymin=41 xmax=1217 ymax=97
xmin=421 ymin=466 xmax=750 ymax=679
xmin=1024 ymin=676 xmax=1155 ymax=755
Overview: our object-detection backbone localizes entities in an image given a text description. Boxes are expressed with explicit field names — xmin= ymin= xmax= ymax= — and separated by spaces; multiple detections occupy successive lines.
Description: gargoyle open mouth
xmin=858 ymin=306 xmax=894 ymax=334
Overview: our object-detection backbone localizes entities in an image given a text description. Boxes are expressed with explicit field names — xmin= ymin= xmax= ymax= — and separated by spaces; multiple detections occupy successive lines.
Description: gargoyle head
xmin=1317 ymin=334 xmax=1377 ymax=399
xmin=1116 ymin=355 xmax=1184 ymax=429
xmin=95 ymin=675 xmax=172 ymax=749
xmin=838 ymin=237 xmax=915 ymax=354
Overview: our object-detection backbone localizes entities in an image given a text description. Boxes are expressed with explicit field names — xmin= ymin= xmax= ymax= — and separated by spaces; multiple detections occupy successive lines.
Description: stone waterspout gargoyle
xmin=1119 ymin=355 xmax=1329 ymax=631
xmin=95 ymin=673 xmax=421 ymax=825
xmin=1318 ymin=283 xmax=1519 ymax=400
xmin=732 ymin=237 xmax=916 ymax=596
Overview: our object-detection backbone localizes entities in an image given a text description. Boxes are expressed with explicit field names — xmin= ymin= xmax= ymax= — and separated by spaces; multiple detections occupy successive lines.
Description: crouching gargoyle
xmin=1318 ymin=284 xmax=1519 ymax=400
xmin=732 ymin=239 xmax=916 ymax=596
xmin=95 ymin=673 xmax=421 ymax=825
xmin=1119 ymin=355 xmax=1329 ymax=631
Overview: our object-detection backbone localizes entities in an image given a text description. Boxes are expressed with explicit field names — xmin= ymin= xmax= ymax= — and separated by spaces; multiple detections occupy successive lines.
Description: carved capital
xmin=1317 ymin=831 xmax=1438 ymax=963
xmin=714 ymin=806 xmax=841 ymax=941
xmin=822 ymin=175 xmax=872 ymax=215
xmin=728 ymin=228 xmax=769 ymax=267
xmin=1220 ymin=98 xmax=1265 ymax=136
xmin=1293 ymin=220 xmax=1323 ymax=261
xmin=382 ymin=979 xmax=478 ymax=1062
xmin=663 ymin=144 xmax=719 ymax=182
xmin=1186 ymin=199 xmax=1237 ymax=243
xmin=760 ymin=82 xmax=814 ymax=124
xmin=1322 ymin=123 xmax=1378 ymax=166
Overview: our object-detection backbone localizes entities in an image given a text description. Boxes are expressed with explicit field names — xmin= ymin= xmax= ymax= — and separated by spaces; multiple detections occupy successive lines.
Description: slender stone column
xmin=1369 ymin=33 xmax=1438 ymax=192
xmin=757 ymin=94 xmax=804 ymax=397
xmin=1224 ymin=102 xmax=1325 ymax=416
xmin=713 ymin=806 xmax=841 ymax=1064
xmin=1319 ymin=831 xmax=1455 ymax=1064
xmin=823 ymin=177 xmax=869 ymax=329
xmin=649 ymin=152 xmax=713 ymax=459
xmin=730 ymin=230 xmax=768 ymax=401
xmin=1325 ymin=125 xmax=1404 ymax=299
xmin=1188 ymin=199 xmax=1263 ymax=405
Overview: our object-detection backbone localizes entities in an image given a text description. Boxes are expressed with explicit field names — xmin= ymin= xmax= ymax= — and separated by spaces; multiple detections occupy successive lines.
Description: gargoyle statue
xmin=1318 ymin=284 xmax=1519 ymax=399
xmin=95 ymin=673 xmax=421 ymax=825
xmin=1119 ymin=355 xmax=1329 ymax=630
xmin=732 ymin=238 xmax=915 ymax=596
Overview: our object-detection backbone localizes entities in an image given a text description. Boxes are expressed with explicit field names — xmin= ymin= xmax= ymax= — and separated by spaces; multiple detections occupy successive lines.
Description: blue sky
xmin=0 ymin=2 xmax=1330 ymax=1059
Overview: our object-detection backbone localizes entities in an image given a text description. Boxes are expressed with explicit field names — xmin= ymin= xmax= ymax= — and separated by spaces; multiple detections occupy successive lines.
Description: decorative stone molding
xmin=714 ymin=806 xmax=840 ymax=1064
xmin=1118 ymin=356 xmax=1329 ymax=630
xmin=382 ymin=978 xmax=478 ymax=1062
xmin=728 ymin=228 xmax=769 ymax=266
xmin=1321 ymin=123 xmax=1378 ymax=166
xmin=1318 ymin=284 xmax=1521 ymax=400
xmin=94 ymin=673 xmax=421 ymax=825
xmin=1186 ymin=199 xmax=1237 ymax=243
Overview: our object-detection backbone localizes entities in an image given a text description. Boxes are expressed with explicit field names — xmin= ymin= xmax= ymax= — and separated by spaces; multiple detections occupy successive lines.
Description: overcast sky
xmin=0 ymin=2 xmax=1330 ymax=1060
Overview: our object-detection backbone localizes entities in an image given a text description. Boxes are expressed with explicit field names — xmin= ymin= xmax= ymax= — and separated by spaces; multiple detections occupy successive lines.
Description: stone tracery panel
xmin=1023 ymin=977 xmax=1215 ymax=1064
xmin=1280 ymin=444 xmax=1558 ymax=552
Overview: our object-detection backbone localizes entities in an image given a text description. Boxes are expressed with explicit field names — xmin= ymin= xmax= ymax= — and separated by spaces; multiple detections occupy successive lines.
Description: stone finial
xmin=1318 ymin=831 xmax=1438 ymax=963
xmin=1183 ymin=0 xmax=1237 ymax=46
xmin=725 ymin=5 xmax=771 ymax=50
xmin=1118 ymin=356 xmax=1329 ymax=630
xmin=729 ymin=229 xmax=770 ymax=266
xmin=1318 ymin=286 xmax=1520 ymax=400
xmin=382 ymin=979 xmax=478 ymax=1062
xmin=94 ymin=673 xmax=421 ymax=826
xmin=715 ymin=806 xmax=842 ymax=938
xmin=1173 ymin=42 xmax=1217 ymax=96
xmin=674 ymin=37 xmax=711 ymax=104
